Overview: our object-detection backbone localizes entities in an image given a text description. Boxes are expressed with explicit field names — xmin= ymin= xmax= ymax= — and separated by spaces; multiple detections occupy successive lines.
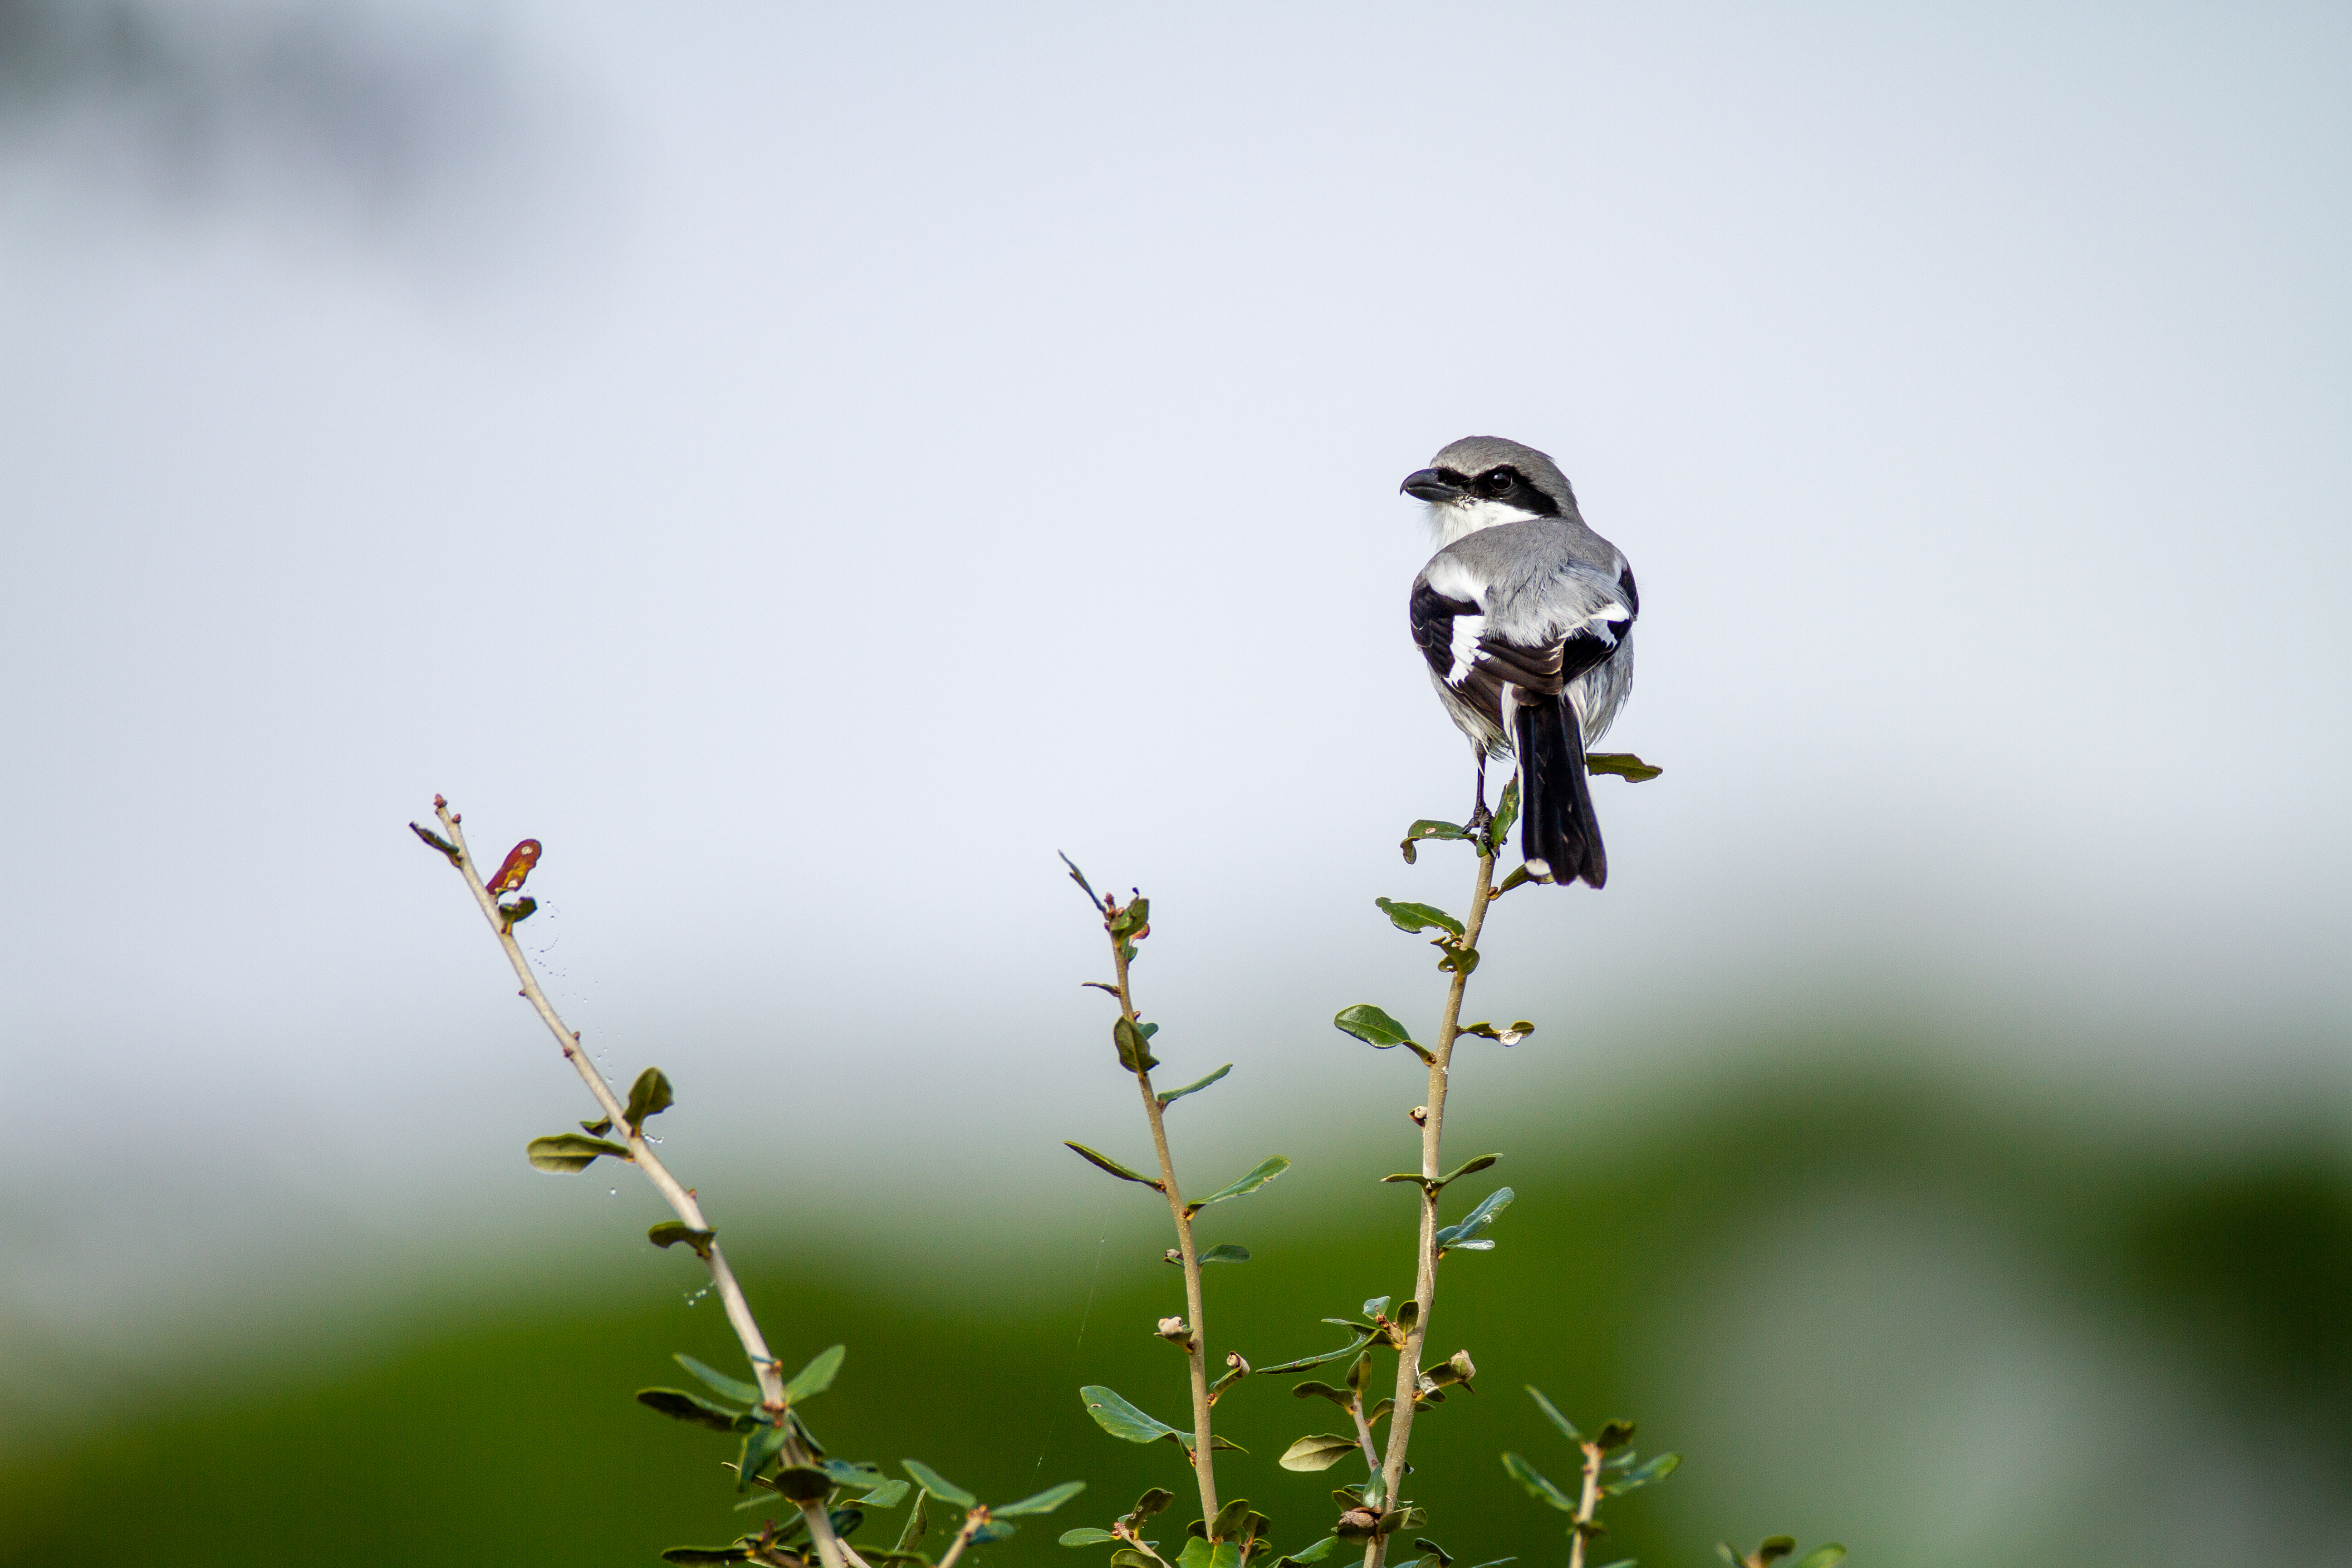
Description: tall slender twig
xmin=1565 ymin=1437 xmax=1604 ymax=1568
xmin=1105 ymin=909 xmax=1221 ymax=1524
xmin=421 ymin=798 xmax=851 ymax=1568
xmin=1362 ymin=842 xmax=1499 ymax=1568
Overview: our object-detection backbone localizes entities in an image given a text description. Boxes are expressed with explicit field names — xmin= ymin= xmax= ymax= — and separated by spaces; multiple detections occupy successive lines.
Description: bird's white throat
xmin=1425 ymin=498 xmax=1543 ymax=547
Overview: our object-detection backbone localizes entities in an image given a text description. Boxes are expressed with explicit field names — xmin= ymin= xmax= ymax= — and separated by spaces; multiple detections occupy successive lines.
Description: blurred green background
xmin=10 ymin=1022 xmax=2349 ymax=1567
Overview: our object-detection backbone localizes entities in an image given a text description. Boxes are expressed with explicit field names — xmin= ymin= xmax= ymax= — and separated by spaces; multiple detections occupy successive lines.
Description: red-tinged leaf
xmin=487 ymin=838 xmax=543 ymax=896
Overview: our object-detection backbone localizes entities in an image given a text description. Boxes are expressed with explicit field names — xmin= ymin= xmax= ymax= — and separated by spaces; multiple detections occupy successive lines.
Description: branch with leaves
xmin=1058 ymin=856 xmax=1290 ymax=1543
xmin=416 ymin=751 xmax=1856 ymax=1568
xmin=412 ymin=798 xmax=1082 ymax=1568
xmin=1500 ymin=1387 xmax=1680 ymax=1568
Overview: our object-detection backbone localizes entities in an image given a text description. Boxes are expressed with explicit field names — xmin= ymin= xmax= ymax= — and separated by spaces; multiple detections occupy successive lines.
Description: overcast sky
xmin=4 ymin=0 xmax=2348 ymax=1392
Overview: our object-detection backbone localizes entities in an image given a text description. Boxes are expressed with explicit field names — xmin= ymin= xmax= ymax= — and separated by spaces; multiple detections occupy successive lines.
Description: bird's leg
xmin=1465 ymin=753 xmax=1492 ymax=835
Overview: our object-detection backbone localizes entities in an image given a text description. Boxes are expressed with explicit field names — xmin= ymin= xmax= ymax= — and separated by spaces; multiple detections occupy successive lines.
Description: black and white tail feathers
xmin=1515 ymin=695 xmax=1606 ymax=888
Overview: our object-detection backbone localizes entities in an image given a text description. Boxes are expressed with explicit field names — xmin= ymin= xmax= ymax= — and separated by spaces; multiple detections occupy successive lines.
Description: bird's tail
xmin=1515 ymin=694 xmax=1607 ymax=888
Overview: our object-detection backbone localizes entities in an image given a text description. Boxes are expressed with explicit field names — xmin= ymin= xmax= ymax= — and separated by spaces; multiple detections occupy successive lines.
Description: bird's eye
xmin=1481 ymin=470 xmax=1514 ymax=496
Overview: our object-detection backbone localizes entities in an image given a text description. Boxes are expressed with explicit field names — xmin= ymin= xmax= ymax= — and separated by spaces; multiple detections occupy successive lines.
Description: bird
xmin=1401 ymin=436 xmax=1637 ymax=888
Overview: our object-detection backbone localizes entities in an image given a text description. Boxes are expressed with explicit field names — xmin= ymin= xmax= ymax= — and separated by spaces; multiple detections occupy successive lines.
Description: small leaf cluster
xmin=526 ymin=1066 xmax=678 ymax=1172
xmin=1500 ymin=1386 xmax=1680 ymax=1567
xmin=1059 ymin=1486 xmax=1338 ymax=1568
xmin=1715 ymin=1541 xmax=1845 ymax=1568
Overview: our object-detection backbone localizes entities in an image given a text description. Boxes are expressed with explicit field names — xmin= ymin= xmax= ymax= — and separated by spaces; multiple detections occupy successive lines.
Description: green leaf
xmin=1435 ymin=1186 xmax=1514 ymax=1251
xmin=1210 ymin=1499 xmax=1252 ymax=1542
xmin=1279 ymin=1434 xmax=1360 ymax=1472
xmin=1488 ymin=774 xmax=1521 ymax=854
xmin=1197 ymin=1244 xmax=1252 ymax=1264
xmin=1185 ymin=1156 xmax=1291 ymax=1217
xmin=900 ymin=1460 xmax=977 ymax=1509
xmin=1457 ymin=1020 xmax=1534 ymax=1046
xmin=1255 ymin=1331 xmax=1375 ymax=1375
xmin=1399 ymin=819 xmax=1468 ymax=864
xmin=1604 ymin=1452 xmax=1681 ymax=1495
xmin=1586 ymin=752 xmax=1662 ymax=782
xmin=1793 ymin=1547 xmax=1848 ymax=1568
xmin=1059 ymin=852 xmax=1103 ymax=908
xmin=1412 ymin=1539 xmax=1453 ymax=1568
xmin=737 ymin=1420 xmax=791 ymax=1491
xmin=1176 ymin=1539 xmax=1215 ymax=1568
xmin=1500 ymin=1453 xmax=1577 ymax=1513
xmin=1064 ymin=1142 xmax=1163 ymax=1190
xmin=970 ymin=1522 xmax=1019 ymax=1545
xmin=1594 ymin=1420 xmax=1637 ymax=1452
xmin=856 ymin=1480 xmax=912 ymax=1509
xmin=1362 ymin=1296 xmax=1391 ymax=1318
xmin=896 ymin=1492 xmax=931 ymax=1556
xmin=676 ymin=1354 xmax=763 ymax=1406
xmin=1437 ymin=1155 xmax=1500 ymax=1185
xmin=1108 ymin=896 xmax=1150 ymax=937
xmin=995 ymin=1480 xmax=1087 ymax=1517
xmin=1524 ymin=1386 xmax=1582 ymax=1442
xmin=580 ymin=1117 xmax=613 ymax=1136
xmin=769 ymin=1466 xmax=835 ymax=1502
xmin=1111 ymin=1553 xmax=1160 ymax=1568
xmin=648 ymin=1221 xmax=717 ymax=1259
xmin=1060 ymin=1529 xmax=1118 ymax=1548
xmin=782 ymin=1345 xmax=847 ymax=1404
xmin=1210 ymin=1544 xmax=1241 ymax=1568
xmin=1375 ymin=898 xmax=1464 ymax=937
xmin=1079 ymin=1385 xmax=1182 ymax=1444
xmin=636 ymin=1388 xmax=753 ymax=1432
xmin=1436 ymin=945 xmax=1480 ymax=976
xmin=1333 ymin=1005 xmax=1431 ymax=1063
xmin=814 ymin=1459 xmax=884 ymax=1489
xmin=526 ymin=1133 xmax=631 ymax=1173
xmin=1157 ymin=1064 xmax=1232 ymax=1107
xmin=626 ymin=1067 xmax=675 ymax=1129
xmin=1291 ymin=1379 xmax=1352 ymax=1408
xmin=1286 ymin=1539 xmax=1339 ymax=1565
xmin=1492 ymin=864 xmax=1534 ymax=897
xmin=1113 ymin=1016 xmax=1161 ymax=1074
xmin=1126 ymin=1488 xmax=1176 ymax=1526
xmin=1753 ymin=1539 xmax=1797 ymax=1566
xmin=661 ymin=1549 xmax=750 ymax=1564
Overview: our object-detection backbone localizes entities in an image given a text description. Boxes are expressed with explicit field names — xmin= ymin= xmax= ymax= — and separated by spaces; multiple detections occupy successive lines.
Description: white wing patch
xmin=1445 ymin=614 xmax=1487 ymax=686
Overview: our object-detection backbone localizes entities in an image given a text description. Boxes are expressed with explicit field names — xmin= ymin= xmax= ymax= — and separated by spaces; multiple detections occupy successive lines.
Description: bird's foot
xmin=1465 ymin=802 xmax=1493 ymax=838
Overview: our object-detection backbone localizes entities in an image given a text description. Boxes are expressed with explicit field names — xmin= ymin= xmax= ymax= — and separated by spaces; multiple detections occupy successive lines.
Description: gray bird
xmin=1402 ymin=436 xmax=1637 ymax=888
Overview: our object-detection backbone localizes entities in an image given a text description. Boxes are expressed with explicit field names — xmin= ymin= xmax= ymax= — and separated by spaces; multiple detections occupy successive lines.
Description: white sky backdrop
xmin=3 ymin=0 xmax=2348 ymax=1392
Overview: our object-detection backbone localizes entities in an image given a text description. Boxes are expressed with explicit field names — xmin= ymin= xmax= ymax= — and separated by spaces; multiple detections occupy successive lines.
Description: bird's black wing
xmin=1411 ymin=578 xmax=1623 ymax=716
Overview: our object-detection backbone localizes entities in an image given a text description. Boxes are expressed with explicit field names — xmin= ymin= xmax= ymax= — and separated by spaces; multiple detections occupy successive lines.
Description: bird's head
xmin=1401 ymin=436 xmax=1578 ymax=544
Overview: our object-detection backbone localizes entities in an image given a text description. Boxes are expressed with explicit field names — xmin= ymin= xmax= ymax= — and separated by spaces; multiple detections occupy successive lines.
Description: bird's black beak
xmin=1400 ymin=468 xmax=1461 ymax=503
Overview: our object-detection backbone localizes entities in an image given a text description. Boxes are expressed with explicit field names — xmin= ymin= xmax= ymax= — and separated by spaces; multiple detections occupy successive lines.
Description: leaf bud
xmin=1226 ymin=1352 xmax=1250 ymax=1374
xmin=1156 ymin=1317 xmax=1194 ymax=1348
xmin=1447 ymin=1350 xmax=1477 ymax=1386
xmin=1410 ymin=1106 xmax=1429 ymax=1127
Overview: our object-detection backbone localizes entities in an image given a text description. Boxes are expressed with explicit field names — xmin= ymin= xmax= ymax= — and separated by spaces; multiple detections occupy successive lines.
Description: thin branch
xmin=1348 ymin=1393 xmax=1382 ymax=1473
xmin=934 ymin=1513 xmax=985 ymax=1568
xmin=1362 ymin=843 xmax=1498 ymax=1568
xmin=1567 ymin=1438 xmax=1604 ymax=1568
xmin=823 ymin=1523 xmax=874 ymax=1568
xmin=1109 ymin=918 xmax=1221 ymax=1524
xmin=426 ymin=798 xmax=845 ymax=1568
